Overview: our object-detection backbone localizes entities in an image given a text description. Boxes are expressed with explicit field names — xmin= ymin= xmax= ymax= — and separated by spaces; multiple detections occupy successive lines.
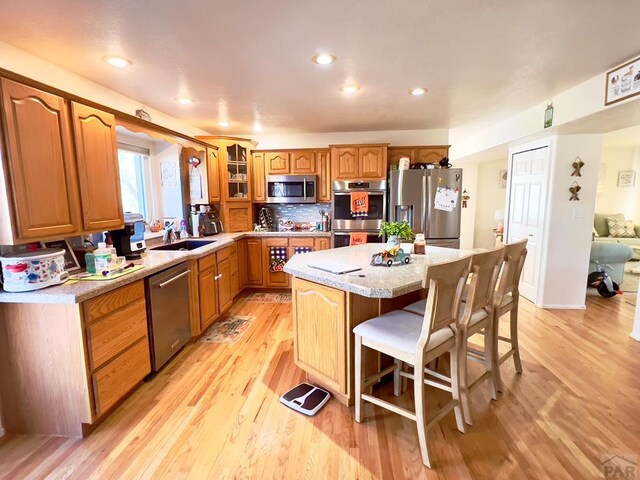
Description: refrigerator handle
xmin=421 ymin=174 xmax=427 ymax=234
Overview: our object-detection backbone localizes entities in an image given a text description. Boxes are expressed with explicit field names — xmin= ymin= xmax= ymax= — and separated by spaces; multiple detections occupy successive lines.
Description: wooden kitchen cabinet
xmin=387 ymin=145 xmax=450 ymax=168
xmin=216 ymin=247 xmax=234 ymax=312
xmin=315 ymin=237 xmax=331 ymax=251
xmin=84 ymin=281 xmax=151 ymax=420
xmin=358 ymin=145 xmax=387 ymax=179
xmin=207 ymin=147 xmax=221 ymax=203
xmin=195 ymin=136 xmax=256 ymax=203
xmin=71 ymin=102 xmax=124 ymax=232
xmin=415 ymin=147 xmax=449 ymax=164
xmin=264 ymin=237 xmax=290 ymax=287
xmin=292 ymin=278 xmax=347 ymax=394
xmin=245 ymin=238 xmax=264 ymax=286
xmin=198 ymin=258 xmax=219 ymax=332
xmin=330 ymin=147 xmax=359 ymax=180
xmin=316 ymin=149 xmax=331 ymax=202
xmin=291 ymin=151 xmax=316 ymax=174
xmin=251 ymin=152 xmax=266 ymax=202
xmin=0 ymin=78 xmax=81 ymax=242
xmin=223 ymin=202 xmax=252 ymax=232
xmin=330 ymin=144 xmax=388 ymax=181
xmin=265 ymin=151 xmax=290 ymax=174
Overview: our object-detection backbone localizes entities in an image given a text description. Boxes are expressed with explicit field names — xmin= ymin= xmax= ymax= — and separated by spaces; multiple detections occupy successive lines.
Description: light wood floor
xmin=1 ymin=293 xmax=638 ymax=479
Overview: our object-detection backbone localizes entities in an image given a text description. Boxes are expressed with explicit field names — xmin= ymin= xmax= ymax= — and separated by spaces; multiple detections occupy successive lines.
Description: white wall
xmin=538 ymin=134 xmax=603 ymax=308
xmin=241 ymin=129 xmax=449 ymax=150
xmin=473 ymin=158 xmax=508 ymax=249
xmin=0 ymin=41 xmax=209 ymax=138
xmin=596 ymin=147 xmax=640 ymax=223
xmin=151 ymin=143 xmax=183 ymax=220
xmin=458 ymin=163 xmax=478 ymax=250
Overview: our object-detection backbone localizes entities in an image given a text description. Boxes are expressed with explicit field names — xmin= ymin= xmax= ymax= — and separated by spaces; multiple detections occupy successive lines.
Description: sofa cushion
xmin=607 ymin=218 xmax=638 ymax=238
xmin=590 ymin=242 xmax=634 ymax=264
xmin=619 ymin=237 xmax=640 ymax=247
xmin=594 ymin=213 xmax=624 ymax=237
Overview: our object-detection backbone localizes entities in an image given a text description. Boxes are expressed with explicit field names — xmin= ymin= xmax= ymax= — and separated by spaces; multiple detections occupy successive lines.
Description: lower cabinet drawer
xmin=87 ymin=298 xmax=147 ymax=370
xmin=92 ymin=338 xmax=151 ymax=417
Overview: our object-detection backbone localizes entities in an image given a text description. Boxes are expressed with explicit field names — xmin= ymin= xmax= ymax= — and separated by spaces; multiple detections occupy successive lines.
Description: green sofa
xmin=589 ymin=242 xmax=633 ymax=285
xmin=593 ymin=213 xmax=640 ymax=259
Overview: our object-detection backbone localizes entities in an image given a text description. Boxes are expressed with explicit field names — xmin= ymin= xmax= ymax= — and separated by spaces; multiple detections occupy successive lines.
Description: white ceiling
xmin=1 ymin=0 xmax=639 ymax=135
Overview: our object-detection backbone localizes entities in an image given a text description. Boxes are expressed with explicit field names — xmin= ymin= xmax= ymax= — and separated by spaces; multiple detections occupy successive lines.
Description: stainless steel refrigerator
xmin=389 ymin=168 xmax=463 ymax=248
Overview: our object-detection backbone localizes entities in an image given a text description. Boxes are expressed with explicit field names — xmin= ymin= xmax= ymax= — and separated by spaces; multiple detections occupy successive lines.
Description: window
xmin=118 ymin=144 xmax=152 ymax=220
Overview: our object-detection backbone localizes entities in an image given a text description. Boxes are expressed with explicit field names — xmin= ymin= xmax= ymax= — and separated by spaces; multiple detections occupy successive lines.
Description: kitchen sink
xmin=151 ymin=240 xmax=217 ymax=252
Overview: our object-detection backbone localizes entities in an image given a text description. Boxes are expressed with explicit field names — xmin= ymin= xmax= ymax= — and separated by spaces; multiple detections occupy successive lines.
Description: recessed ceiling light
xmin=341 ymin=84 xmax=360 ymax=95
xmin=103 ymin=55 xmax=132 ymax=68
xmin=218 ymin=120 xmax=230 ymax=128
xmin=176 ymin=97 xmax=194 ymax=105
xmin=253 ymin=123 xmax=263 ymax=132
xmin=410 ymin=87 xmax=428 ymax=96
xmin=312 ymin=53 xmax=336 ymax=65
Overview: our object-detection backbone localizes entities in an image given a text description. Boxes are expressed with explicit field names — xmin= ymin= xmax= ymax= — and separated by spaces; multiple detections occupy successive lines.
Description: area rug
xmin=621 ymin=260 xmax=640 ymax=294
xmin=198 ymin=315 xmax=256 ymax=344
xmin=245 ymin=292 xmax=292 ymax=303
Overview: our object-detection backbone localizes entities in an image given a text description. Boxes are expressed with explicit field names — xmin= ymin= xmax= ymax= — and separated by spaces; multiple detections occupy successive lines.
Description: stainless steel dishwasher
xmin=146 ymin=262 xmax=191 ymax=372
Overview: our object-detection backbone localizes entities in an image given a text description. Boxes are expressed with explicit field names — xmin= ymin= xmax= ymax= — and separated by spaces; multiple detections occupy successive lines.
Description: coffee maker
xmin=109 ymin=213 xmax=147 ymax=260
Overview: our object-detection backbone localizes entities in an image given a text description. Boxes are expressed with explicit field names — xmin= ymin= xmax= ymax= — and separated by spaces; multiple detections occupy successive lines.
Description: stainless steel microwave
xmin=266 ymin=175 xmax=317 ymax=204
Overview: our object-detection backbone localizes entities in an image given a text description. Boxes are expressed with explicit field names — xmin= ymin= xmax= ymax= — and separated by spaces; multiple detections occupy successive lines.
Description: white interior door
xmin=506 ymin=146 xmax=549 ymax=303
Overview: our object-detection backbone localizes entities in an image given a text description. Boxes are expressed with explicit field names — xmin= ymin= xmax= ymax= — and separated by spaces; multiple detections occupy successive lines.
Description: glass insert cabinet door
xmin=226 ymin=144 xmax=249 ymax=199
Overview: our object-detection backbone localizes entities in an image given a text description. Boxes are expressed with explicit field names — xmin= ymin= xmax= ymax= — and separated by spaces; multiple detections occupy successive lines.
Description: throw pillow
xmin=607 ymin=218 xmax=638 ymax=238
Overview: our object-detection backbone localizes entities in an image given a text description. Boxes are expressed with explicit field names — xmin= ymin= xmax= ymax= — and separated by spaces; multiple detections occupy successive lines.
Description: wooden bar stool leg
xmin=449 ymin=345 xmax=467 ymax=433
xmin=355 ymin=334 xmax=364 ymax=422
xmin=414 ymin=356 xmax=432 ymax=468
xmin=457 ymin=333 xmax=473 ymax=426
xmin=491 ymin=312 xmax=504 ymax=394
xmin=393 ymin=359 xmax=401 ymax=397
xmin=510 ymin=303 xmax=523 ymax=374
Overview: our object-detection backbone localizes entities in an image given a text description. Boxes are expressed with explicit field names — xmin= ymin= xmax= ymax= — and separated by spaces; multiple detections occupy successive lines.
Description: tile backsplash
xmin=255 ymin=203 xmax=331 ymax=227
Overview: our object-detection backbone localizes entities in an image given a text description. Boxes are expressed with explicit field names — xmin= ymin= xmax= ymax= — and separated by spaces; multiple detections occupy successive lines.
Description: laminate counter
xmin=0 ymin=231 xmax=331 ymax=304
xmin=284 ymin=243 xmax=473 ymax=298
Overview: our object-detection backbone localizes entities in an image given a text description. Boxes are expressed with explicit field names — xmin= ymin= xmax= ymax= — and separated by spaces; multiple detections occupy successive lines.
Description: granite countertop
xmin=284 ymin=244 xmax=474 ymax=298
xmin=0 ymin=231 xmax=332 ymax=305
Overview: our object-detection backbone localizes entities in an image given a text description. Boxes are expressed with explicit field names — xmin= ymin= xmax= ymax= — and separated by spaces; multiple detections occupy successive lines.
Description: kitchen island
xmin=284 ymin=243 xmax=472 ymax=405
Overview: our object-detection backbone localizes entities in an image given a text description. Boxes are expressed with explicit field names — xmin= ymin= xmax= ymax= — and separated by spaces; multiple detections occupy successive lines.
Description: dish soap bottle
xmin=94 ymin=242 xmax=113 ymax=273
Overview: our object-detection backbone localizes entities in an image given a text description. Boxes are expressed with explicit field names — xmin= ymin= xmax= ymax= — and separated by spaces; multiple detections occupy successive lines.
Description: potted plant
xmin=379 ymin=221 xmax=413 ymax=247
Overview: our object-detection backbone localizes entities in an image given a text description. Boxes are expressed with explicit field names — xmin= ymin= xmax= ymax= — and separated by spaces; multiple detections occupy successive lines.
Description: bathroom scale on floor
xmin=280 ymin=383 xmax=331 ymax=416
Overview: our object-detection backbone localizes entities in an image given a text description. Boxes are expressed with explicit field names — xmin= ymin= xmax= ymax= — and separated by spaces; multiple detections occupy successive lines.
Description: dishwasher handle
xmin=156 ymin=269 xmax=191 ymax=288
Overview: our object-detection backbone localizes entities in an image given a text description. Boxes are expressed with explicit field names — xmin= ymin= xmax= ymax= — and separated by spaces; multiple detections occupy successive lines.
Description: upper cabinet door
xmin=358 ymin=146 xmax=387 ymax=179
xmin=0 ymin=79 xmax=80 ymax=240
xmin=291 ymin=151 xmax=316 ymax=174
xmin=71 ymin=102 xmax=124 ymax=231
xmin=388 ymin=148 xmax=415 ymax=169
xmin=265 ymin=152 xmax=290 ymax=174
xmin=415 ymin=147 xmax=449 ymax=165
xmin=331 ymin=147 xmax=358 ymax=180
xmin=316 ymin=150 xmax=331 ymax=202
xmin=252 ymin=152 xmax=266 ymax=202
xmin=207 ymin=147 xmax=221 ymax=203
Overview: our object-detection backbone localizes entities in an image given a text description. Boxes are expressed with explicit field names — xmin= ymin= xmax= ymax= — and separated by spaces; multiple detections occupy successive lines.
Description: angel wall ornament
xmin=569 ymin=182 xmax=581 ymax=201
xmin=571 ymin=157 xmax=585 ymax=177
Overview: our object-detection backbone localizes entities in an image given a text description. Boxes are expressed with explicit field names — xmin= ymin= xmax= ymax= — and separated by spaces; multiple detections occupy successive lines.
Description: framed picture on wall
xmin=617 ymin=170 xmax=636 ymax=187
xmin=499 ymin=169 xmax=508 ymax=189
xmin=605 ymin=55 xmax=640 ymax=106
